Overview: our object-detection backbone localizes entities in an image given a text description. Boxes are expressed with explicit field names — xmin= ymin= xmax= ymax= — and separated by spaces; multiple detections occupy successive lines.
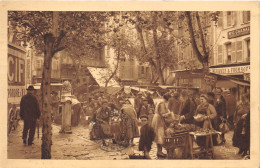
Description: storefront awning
xmin=128 ymin=86 xmax=153 ymax=94
xmin=87 ymin=67 xmax=120 ymax=87
xmin=30 ymin=83 xmax=63 ymax=90
xmin=211 ymin=73 xmax=250 ymax=87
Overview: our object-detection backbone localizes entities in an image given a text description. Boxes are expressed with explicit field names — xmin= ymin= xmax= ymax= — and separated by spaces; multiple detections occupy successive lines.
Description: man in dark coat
xmin=179 ymin=91 xmax=196 ymax=124
xmin=139 ymin=115 xmax=155 ymax=159
xmin=215 ymin=88 xmax=227 ymax=144
xmin=134 ymin=92 xmax=143 ymax=118
xmin=20 ymin=85 xmax=41 ymax=145
xmin=168 ymin=92 xmax=181 ymax=115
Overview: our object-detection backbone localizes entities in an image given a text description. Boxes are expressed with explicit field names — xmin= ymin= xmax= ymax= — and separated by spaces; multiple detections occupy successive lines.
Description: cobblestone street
xmin=8 ymin=121 xmax=243 ymax=160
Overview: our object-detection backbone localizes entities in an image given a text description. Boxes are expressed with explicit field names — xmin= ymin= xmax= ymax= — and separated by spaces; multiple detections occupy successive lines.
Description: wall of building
xmin=212 ymin=11 xmax=250 ymax=66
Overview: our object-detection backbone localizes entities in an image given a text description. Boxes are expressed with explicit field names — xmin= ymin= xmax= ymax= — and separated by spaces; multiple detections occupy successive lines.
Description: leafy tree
xmin=8 ymin=11 xmax=111 ymax=159
xmin=121 ymin=11 xmax=179 ymax=84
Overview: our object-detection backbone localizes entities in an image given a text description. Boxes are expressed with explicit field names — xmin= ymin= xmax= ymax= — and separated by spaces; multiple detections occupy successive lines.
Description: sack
xmin=219 ymin=121 xmax=229 ymax=133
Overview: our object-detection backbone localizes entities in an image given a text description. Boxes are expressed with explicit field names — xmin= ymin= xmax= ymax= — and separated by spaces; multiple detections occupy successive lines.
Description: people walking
xmin=20 ymin=85 xmax=41 ymax=145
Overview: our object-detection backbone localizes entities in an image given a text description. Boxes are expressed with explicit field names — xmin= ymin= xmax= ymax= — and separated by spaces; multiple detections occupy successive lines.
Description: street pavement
xmin=7 ymin=121 xmax=243 ymax=160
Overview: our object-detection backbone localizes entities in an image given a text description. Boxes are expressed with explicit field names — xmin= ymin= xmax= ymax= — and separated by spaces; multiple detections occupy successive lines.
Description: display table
xmin=188 ymin=131 xmax=221 ymax=159
xmin=163 ymin=131 xmax=190 ymax=159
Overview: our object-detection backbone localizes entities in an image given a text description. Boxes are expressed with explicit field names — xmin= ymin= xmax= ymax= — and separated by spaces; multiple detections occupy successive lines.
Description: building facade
xmin=209 ymin=11 xmax=250 ymax=99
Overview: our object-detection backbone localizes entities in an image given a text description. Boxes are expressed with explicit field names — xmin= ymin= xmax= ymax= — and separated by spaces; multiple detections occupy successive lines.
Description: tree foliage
xmin=120 ymin=11 xmax=179 ymax=84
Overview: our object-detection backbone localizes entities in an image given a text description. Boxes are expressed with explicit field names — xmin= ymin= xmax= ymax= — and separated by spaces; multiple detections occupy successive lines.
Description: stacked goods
xmin=193 ymin=128 xmax=219 ymax=135
xmin=165 ymin=123 xmax=197 ymax=136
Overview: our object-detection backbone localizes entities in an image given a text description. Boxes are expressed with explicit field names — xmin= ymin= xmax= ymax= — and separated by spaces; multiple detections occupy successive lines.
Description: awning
xmin=129 ymin=86 xmax=153 ymax=94
xmin=211 ymin=73 xmax=250 ymax=87
xmin=87 ymin=67 xmax=120 ymax=87
xmin=216 ymin=80 xmax=237 ymax=88
xmin=230 ymin=79 xmax=250 ymax=87
xmin=30 ymin=83 xmax=63 ymax=90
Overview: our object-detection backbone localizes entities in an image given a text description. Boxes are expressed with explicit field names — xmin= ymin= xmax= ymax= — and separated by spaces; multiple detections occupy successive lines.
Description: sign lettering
xmin=8 ymin=54 xmax=25 ymax=86
xmin=228 ymin=26 xmax=250 ymax=39
xmin=209 ymin=65 xmax=250 ymax=75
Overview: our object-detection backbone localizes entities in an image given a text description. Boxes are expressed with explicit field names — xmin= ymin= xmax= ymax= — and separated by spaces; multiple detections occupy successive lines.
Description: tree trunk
xmin=41 ymin=33 xmax=55 ymax=159
xmin=105 ymin=49 xmax=120 ymax=87
xmin=136 ymin=24 xmax=157 ymax=77
xmin=152 ymin=26 xmax=165 ymax=85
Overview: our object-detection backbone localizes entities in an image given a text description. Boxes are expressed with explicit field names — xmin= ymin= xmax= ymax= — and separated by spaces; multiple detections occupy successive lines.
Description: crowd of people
xmin=86 ymin=88 xmax=250 ymax=159
xmin=19 ymin=85 xmax=250 ymax=159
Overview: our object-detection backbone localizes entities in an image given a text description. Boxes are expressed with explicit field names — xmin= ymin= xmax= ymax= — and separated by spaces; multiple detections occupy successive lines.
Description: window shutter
xmin=236 ymin=41 xmax=243 ymax=62
xmin=232 ymin=12 xmax=236 ymax=26
xmin=243 ymin=11 xmax=250 ymax=23
xmin=231 ymin=42 xmax=236 ymax=63
xmin=218 ymin=12 xmax=223 ymax=27
xmin=217 ymin=45 xmax=223 ymax=64
xmin=226 ymin=11 xmax=232 ymax=27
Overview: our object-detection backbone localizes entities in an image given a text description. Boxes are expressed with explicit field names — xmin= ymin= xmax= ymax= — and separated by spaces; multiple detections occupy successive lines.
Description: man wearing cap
xmin=139 ymin=98 xmax=150 ymax=118
xmin=134 ymin=92 xmax=143 ymax=118
xmin=20 ymin=85 xmax=41 ymax=145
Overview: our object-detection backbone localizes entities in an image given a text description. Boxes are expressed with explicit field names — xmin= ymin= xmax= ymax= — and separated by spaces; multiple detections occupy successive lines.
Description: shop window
xmin=217 ymin=45 xmax=223 ymax=64
xmin=243 ymin=11 xmax=250 ymax=24
xmin=236 ymin=41 xmax=243 ymax=62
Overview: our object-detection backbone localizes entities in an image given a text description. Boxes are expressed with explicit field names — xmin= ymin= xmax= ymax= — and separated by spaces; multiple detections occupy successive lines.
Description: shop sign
xmin=228 ymin=26 xmax=250 ymax=39
xmin=209 ymin=65 xmax=250 ymax=75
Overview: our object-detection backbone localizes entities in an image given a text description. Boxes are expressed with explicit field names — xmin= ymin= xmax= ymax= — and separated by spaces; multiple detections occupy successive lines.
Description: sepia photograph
xmin=1 ymin=1 xmax=259 ymax=168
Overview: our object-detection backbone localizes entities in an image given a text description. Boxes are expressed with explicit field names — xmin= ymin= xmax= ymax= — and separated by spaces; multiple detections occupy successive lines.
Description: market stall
xmin=163 ymin=117 xmax=221 ymax=159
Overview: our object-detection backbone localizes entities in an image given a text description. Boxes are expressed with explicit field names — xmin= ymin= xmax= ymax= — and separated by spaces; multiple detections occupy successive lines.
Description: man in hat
xmin=20 ymin=85 xmax=41 ymax=145
xmin=134 ymin=92 xmax=143 ymax=118
xmin=139 ymin=98 xmax=151 ymax=120
xmin=215 ymin=88 xmax=227 ymax=144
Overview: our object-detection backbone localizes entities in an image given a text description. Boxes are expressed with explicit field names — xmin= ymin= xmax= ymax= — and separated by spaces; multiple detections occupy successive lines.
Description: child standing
xmin=139 ymin=115 xmax=155 ymax=159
